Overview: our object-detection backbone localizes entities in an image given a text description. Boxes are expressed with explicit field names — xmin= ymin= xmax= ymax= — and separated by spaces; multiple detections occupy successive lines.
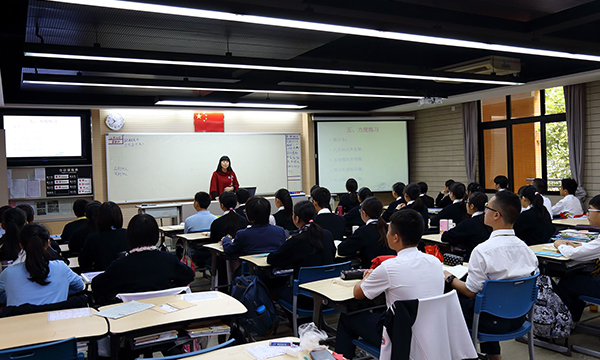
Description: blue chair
xmin=472 ymin=274 xmax=538 ymax=360
xmin=134 ymin=338 xmax=235 ymax=360
xmin=277 ymin=261 xmax=352 ymax=336
xmin=0 ymin=337 xmax=83 ymax=360
xmin=352 ymin=339 xmax=380 ymax=359
xmin=571 ymin=296 xmax=600 ymax=357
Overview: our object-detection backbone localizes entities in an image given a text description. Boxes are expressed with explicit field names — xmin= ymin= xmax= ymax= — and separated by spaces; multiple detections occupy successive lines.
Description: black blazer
xmin=514 ymin=208 xmax=557 ymax=246
xmin=382 ymin=199 xmax=405 ymax=222
xmin=337 ymin=222 xmax=395 ymax=268
xmin=430 ymin=202 xmax=466 ymax=228
xmin=60 ymin=218 xmax=88 ymax=244
xmin=398 ymin=203 xmax=429 ymax=231
xmin=441 ymin=214 xmax=491 ymax=259
xmin=421 ymin=195 xmax=435 ymax=209
xmin=78 ymin=228 xmax=129 ymax=271
xmin=68 ymin=223 xmax=94 ymax=255
xmin=210 ymin=212 xmax=248 ymax=243
xmin=273 ymin=209 xmax=297 ymax=231
xmin=315 ymin=212 xmax=346 ymax=240
xmin=435 ymin=193 xmax=452 ymax=208
xmin=338 ymin=193 xmax=360 ymax=214
xmin=343 ymin=205 xmax=365 ymax=228
xmin=235 ymin=204 xmax=246 ymax=219
xmin=267 ymin=229 xmax=336 ymax=278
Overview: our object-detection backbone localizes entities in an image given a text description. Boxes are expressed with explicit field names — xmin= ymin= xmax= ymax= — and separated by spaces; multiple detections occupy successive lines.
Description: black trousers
xmin=556 ymin=275 xmax=600 ymax=322
xmin=335 ymin=311 xmax=383 ymax=359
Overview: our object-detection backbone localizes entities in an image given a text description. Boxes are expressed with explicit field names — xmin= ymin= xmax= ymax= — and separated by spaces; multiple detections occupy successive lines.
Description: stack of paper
xmin=134 ymin=330 xmax=178 ymax=346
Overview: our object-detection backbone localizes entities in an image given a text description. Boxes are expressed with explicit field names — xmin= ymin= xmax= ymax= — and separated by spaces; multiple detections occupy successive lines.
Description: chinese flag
xmin=194 ymin=112 xmax=224 ymax=132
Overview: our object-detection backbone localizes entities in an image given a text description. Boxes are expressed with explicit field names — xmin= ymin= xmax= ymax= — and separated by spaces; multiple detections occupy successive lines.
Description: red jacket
xmin=210 ymin=169 xmax=239 ymax=199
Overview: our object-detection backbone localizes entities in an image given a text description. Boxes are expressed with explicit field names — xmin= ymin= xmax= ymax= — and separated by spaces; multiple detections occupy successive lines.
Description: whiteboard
xmin=106 ymin=133 xmax=302 ymax=203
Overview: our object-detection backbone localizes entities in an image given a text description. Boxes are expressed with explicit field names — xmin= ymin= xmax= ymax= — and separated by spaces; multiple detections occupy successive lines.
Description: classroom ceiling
xmin=2 ymin=0 xmax=600 ymax=112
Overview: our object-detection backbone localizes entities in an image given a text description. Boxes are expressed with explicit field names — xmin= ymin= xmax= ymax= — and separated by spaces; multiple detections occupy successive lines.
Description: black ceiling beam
xmin=527 ymin=1 xmax=600 ymax=36
xmin=0 ymin=0 xmax=29 ymax=104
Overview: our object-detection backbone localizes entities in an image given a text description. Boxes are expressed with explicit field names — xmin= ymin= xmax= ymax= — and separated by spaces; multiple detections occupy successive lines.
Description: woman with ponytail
xmin=0 ymin=208 xmax=27 ymax=262
xmin=338 ymin=178 xmax=360 ymax=214
xmin=338 ymin=196 xmax=395 ymax=268
xmin=273 ymin=188 xmax=296 ymax=231
xmin=0 ymin=223 xmax=83 ymax=306
xmin=430 ymin=182 xmax=468 ymax=228
xmin=514 ymin=185 xmax=556 ymax=245
xmin=396 ymin=183 xmax=429 ymax=231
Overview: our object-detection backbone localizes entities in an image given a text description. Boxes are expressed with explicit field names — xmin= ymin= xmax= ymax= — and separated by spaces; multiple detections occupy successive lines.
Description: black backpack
xmin=530 ymin=275 xmax=573 ymax=338
xmin=231 ymin=275 xmax=278 ymax=336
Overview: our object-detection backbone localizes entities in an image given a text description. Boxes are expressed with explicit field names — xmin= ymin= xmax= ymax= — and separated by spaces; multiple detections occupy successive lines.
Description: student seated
xmin=185 ymin=191 xmax=217 ymax=233
xmin=235 ymin=188 xmax=250 ymax=218
xmin=435 ymin=179 xmax=455 ymax=208
xmin=531 ymin=178 xmax=553 ymax=217
xmin=0 ymin=206 xmax=11 ymax=238
xmin=430 ymin=182 xmax=467 ymax=228
xmin=514 ymin=185 xmax=556 ymax=245
xmin=222 ymin=196 xmax=286 ymax=256
xmin=18 ymin=204 xmax=63 ymax=258
xmin=381 ymin=182 xmax=405 ymax=222
xmin=552 ymin=178 xmax=583 ymax=217
xmin=338 ymin=196 xmax=396 ymax=268
xmin=92 ymin=214 xmax=195 ymax=303
xmin=554 ymin=194 xmax=600 ymax=321
xmin=273 ymin=189 xmax=297 ymax=231
xmin=445 ymin=191 xmax=538 ymax=360
xmin=343 ymin=187 xmax=372 ymax=229
xmin=79 ymin=202 xmax=129 ymax=271
xmin=467 ymin=182 xmax=482 ymax=197
xmin=0 ymin=208 xmax=27 ymax=263
xmin=338 ymin=178 xmax=360 ymax=215
xmin=68 ymin=201 xmax=101 ymax=255
xmin=210 ymin=192 xmax=248 ymax=243
xmin=335 ymin=210 xmax=444 ymax=359
xmin=311 ymin=187 xmax=346 ymax=240
xmin=418 ymin=181 xmax=435 ymax=209
xmin=494 ymin=175 xmax=509 ymax=192
xmin=16 ymin=204 xmax=34 ymax=224
xmin=60 ymin=199 xmax=89 ymax=244
xmin=396 ymin=183 xmax=429 ymax=230
xmin=441 ymin=192 xmax=491 ymax=260
xmin=0 ymin=223 xmax=84 ymax=307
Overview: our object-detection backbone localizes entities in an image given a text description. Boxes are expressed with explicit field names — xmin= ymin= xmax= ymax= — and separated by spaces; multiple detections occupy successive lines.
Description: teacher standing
xmin=210 ymin=155 xmax=239 ymax=200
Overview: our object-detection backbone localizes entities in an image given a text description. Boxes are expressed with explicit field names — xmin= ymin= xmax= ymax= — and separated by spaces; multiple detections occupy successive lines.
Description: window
xmin=479 ymin=87 xmax=569 ymax=193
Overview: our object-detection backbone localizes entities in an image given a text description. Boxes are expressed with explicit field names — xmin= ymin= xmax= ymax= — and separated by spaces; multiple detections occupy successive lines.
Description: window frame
xmin=478 ymin=90 xmax=566 ymax=194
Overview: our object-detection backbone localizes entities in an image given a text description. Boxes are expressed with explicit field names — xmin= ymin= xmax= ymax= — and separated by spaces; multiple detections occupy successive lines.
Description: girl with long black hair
xmin=273 ymin=188 xmax=296 ymax=231
xmin=514 ymin=185 xmax=556 ymax=245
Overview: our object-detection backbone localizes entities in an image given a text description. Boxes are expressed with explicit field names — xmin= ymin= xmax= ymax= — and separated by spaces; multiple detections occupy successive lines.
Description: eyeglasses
xmin=588 ymin=208 xmax=600 ymax=214
xmin=484 ymin=202 xmax=501 ymax=216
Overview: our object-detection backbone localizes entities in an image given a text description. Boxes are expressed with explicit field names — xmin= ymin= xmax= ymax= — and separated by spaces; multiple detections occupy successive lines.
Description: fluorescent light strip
xmin=47 ymin=0 xmax=600 ymax=62
xmin=23 ymin=80 xmax=423 ymax=99
xmin=24 ymin=52 xmax=523 ymax=86
xmin=155 ymin=100 xmax=305 ymax=109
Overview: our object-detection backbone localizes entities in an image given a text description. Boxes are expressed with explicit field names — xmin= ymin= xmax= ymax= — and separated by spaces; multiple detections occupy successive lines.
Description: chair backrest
xmin=135 ymin=338 xmax=235 ymax=360
xmin=294 ymin=261 xmax=351 ymax=297
xmin=116 ymin=286 xmax=191 ymax=302
xmin=474 ymin=274 xmax=539 ymax=319
xmin=0 ymin=337 xmax=80 ymax=360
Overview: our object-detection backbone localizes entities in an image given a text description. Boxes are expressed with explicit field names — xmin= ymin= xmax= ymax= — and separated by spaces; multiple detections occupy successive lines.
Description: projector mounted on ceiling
xmin=418 ymin=97 xmax=444 ymax=106
xmin=436 ymin=56 xmax=521 ymax=76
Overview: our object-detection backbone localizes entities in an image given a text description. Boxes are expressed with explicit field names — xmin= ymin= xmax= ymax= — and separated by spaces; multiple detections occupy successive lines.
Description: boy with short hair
xmin=184 ymin=191 xmax=217 ymax=233
xmin=61 ymin=199 xmax=89 ymax=243
xmin=311 ymin=186 xmax=346 ymax=240
xmin=235 ymin=188 xmax=250 ymax=218
xmin=552 ymin=178 xmax=583 ymax=216
xmin=493 ymin=175 xmax=509 ymax=192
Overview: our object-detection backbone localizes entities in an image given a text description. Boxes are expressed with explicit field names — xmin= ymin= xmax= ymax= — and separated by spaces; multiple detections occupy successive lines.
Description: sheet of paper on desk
xmin=183 ymin=292 xmax=220 ymax=302
xmin=95 ymin=301 xmax=154 ymax=319
xmin=246 ymin=344 xmax=287 ymax=360
xmin=82 ymin=271 xmax=104 ymax=284
xmin=535 ymin=251 xmax=564 ymax=258
xmin=48 ymin=307 xmax=92 ymax=321
xmin=442 ymin=265 xmax=469 ymax=279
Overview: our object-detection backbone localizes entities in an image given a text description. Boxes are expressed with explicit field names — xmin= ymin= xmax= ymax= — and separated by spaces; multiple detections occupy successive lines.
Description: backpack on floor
xmin=231 ymin=275 xmax=278 ymax=337
xmin=529 ymin=275 xmax=573 ymax=338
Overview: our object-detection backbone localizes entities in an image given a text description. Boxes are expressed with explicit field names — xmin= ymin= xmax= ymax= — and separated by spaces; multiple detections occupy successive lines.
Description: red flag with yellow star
xmin=194 ymin=112 xmax=224 ymax=132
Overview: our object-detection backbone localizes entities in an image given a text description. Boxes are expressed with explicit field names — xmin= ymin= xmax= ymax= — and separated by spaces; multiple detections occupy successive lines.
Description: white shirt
xmin=453 ymin=199 xmax=462 ymax=204
xmin=361 ymin=247 xmax=444 ymax=308
xmin=365 ymin=218 xmax=378 ymax=226
xmin=465 ymin=229 xmax=538 ymax=294
xmin=396 ymin=196 xmax=403 ymax=201
xmin=277 ymin=206 xmax=285 ymax=211
xmin=471 ymin=211 xmax=484 ymax=217
xmin=317 ymin=208 xmax=332 ymax=215
xmin=558 ymin=237 xmax=600 ymax=261
xmin=269 ymin=215 xmax=276 ymax=226
xmin=542 ymin=195 xmax=553 ymax=219
xmin=552 ymin=194 xmax=583 ymax=216
xmin=407 ymin=200 xmax=415 ymax=206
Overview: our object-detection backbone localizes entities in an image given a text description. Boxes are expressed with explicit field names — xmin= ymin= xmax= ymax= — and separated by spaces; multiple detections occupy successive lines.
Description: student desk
xmin=239 ymin=253 xmax=270 ymax=268
xmin=552 ymin=218 xmax=589 ymax=228
xmin=529 ymin=243 xmax=594 ymax=277
xmin=203 ymin=243 xmax=238 ymax=290
xmin=428 ymin=208 xmax=443 ymax=215
xmin=0 ymin=308 xmax=107 ymax=359
xmin=59 ymin=243 xmax=69 ymax=253
xmin=100 ymin=292 xmax=246 ymax=360
xmin=176 ymin=232 xmax=212 ymax=259
xmin=421 ymin=233 xmax=446 ymax=244
xmin=68 ymin=257 xmax=80 ymax=271
xmin=158 ymin=225 xmax=185 ymax=250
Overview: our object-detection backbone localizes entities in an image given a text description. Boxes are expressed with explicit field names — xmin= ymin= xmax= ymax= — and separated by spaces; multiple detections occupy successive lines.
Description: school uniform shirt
xmin=430 ymin=200 xmax=466 ymax=228
xmin=222 ymin=223 xmax=286 ymax=256
xmin=78 ymin=228 xmax=130 ymax=271
xmin=338 ymin=193 xmax=360 ymax=214
xmin=552 ymin=194 xmax=583 ymax=216
xmin=273 ymin=207 xmax=297 ymax=231
xmin=465 ymin=229 xmax=539 ymax=294
xmin=337 ymin=219 xmax=395 ymax=268
xmin=235 ymin=204 xmax=247 ymax=219
xmin=557 ymin=237 xmax=600 ymax=261
xmin=267 ymin=227 xmax=336 ymax=278
xmin=0 ymin=260 xmax=84 ymax=306
xmin=209 ymin=210 xmax=248 ymax=243
xmin=315 ymin=208 xmax=346 ymax=240
xmin=184 ymin=210 xmax=218 ymax=233
xmin=92 ymin=250 xmax=195 ymax=300
xmin=360 ymin=247 xmax=444 ymax=308
xmin=435 ymin=192 xmax=452 ymax=208
xmin=209 ymin=169 xmax=239 ymax=199
xmin=420 ymin=193 xmax=435 ymax=209
xmin=441 ymin=212 xmax=491 ymax=259
xmin=542 ymin=195 xmax=553 ymax=219
xmin=60 ymin=217 xmax=88 ymax=244
xmin=514 ymin=207 xmax=556 ymax=245
xmin=381 ymin=196 xmax=406 ymax=223
xmin=343 ymin=205 xmax=365 ymax=228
